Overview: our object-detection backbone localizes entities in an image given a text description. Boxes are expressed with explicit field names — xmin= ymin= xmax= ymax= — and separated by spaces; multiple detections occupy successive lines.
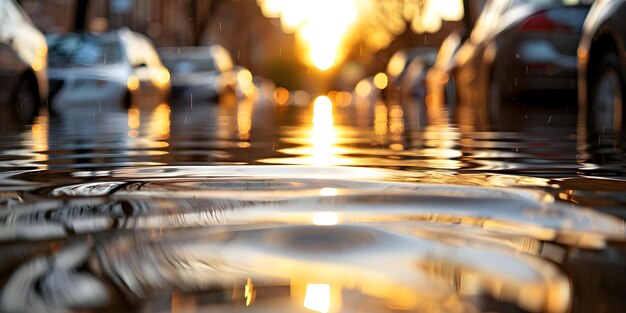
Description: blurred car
xmin=425 ymin=31 xmax=465 ymax=111
xmin=399 ymin=49 xmax=438 ymax=101
xmin=47 ymin=29 xmax=170 ymax=112
xmin=159 ymin=45 xmax=235 ymax=102
xmin=0 ymin=0 xmax=48 ymax=125
xmin=385 ymin=47 xmax=437 ymax=129
xmin=451 ymin=0 xmax=593 ymax=125
xmin=577 ymin=0 xmax=626 ymax=133
xmin=386 ymin=47 xmax=438 ymax=98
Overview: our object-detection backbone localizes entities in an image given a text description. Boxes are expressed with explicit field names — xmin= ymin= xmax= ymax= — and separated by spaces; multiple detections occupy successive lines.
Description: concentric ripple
xmin=0 ymin=166 xmax=625 ymax=313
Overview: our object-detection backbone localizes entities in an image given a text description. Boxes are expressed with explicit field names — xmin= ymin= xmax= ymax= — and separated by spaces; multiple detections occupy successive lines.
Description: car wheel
xmin=123 ymin=91 xmax=133 ymax=108
xmin=10 ymin=78 xmax=39 ymax=125
xmin=445 ymin=74 xmax=458 ymax=116
xmin=589 ymin=52 xmax=624 ymax=133
xmin=488 ymin=76 xmax=503 ymax=127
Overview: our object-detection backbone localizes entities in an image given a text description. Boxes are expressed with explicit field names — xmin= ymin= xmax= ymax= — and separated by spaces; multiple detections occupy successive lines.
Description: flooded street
xmin=1 ymin=96 xmax=625 ymax=313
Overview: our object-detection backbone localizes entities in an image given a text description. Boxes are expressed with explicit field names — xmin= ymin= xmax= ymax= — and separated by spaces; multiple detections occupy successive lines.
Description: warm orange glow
xmin=374 ymin=102 xmax=388 ymax=135
xmin=31 ymin=58 xmax=44 ymax=72
xmin=237 ymin=69 xmax=255 ymax=97
xmin=355 ymin=80 xmax=372 ymax=98
xmin=387 ymin=52 xmax=407 ymax=78
xmin=273 ymin=87 xmax=290 ymax=105
xmin=29 ymin=116 xmax=49 ymax=166
xmin=244 ymin=278 xmax=255 ymax=306
xmin=127 ymin=75 xmax=140 ymax=91
xmin=35 ymin=43 xmax=47 ymax=57
xmin=304 ymin=284 xmax=331 ymax=313
xmin=258 ymin=0 xmax=358 ymax=70
xmin=373 ymin=72 xmax=388 ymax=90
xmin=148 ymin=103 xmax=171 ymax=140
xmin=310 ymin=96 xmax=342 ymax=166
xmin=237 ymin=98 xmax=253 ymax=140
xmin=312 ymin=96 xmax=333 ymax=126
xmin=155 ymin=69 xmax=170 ymax=87
xmin=128 ymin=105 xmax=140 ymax=137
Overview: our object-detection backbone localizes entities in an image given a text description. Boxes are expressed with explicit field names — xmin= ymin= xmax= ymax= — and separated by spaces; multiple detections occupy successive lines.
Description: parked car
xmin=46 ymin=29 xmax=170 ymax=112
xmin=159 ymin=45 xmax=235 ymax=102
xmin=451 ymin=0 xmax=593 ymax=126
xmin=386 ymin=48 xmax=438 ymax=98
xmin=425 ymin=31 xmax=465 ymax=112
xmin=379 ymin=47 xmax=437 ymax=130
xmin=0 ymin=0 xmax=48 ymax=125
xmin=577 ymin=0 xmax=626 ymax=134
xmin=399 ymin=50 xmax=438 ymax=100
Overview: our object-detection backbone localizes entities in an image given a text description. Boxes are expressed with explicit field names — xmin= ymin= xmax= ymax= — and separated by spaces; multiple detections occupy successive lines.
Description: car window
xmin=161 ymin=54 xmax=217 ymax=74
xmin=48 ymin=34 xmax=123 ymax=67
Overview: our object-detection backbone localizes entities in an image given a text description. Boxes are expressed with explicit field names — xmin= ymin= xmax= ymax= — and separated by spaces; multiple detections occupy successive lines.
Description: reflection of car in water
xmin=0 ymin=0 xmax=48 ymax=125
xmin=159 ymin=45 xmax=235 ymax=102
xmin=577 ymin=0 xmax=626 ymax=134
xmin=451 ymin=0 xmax=592 ymax=126
xmin=46 ymin=29 xmax=170 ymax=112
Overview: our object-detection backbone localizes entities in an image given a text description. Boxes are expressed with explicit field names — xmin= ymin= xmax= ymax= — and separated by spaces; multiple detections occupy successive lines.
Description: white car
xmin=0 ymin=0 xmax=48 ymax=126
xmin=46 ymin=29 xmax=170 ymax=112
xmin=159 ymin=45 xmax=236 ymax=102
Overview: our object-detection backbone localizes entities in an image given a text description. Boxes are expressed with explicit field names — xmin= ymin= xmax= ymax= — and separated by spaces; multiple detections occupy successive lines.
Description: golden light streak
xmin=312 ymin=212 xmax=339 ymax=226
xmin=148 ymin=103 xmax=171 ymax=140
xmin=127 ymin=105 xmax=140 ymax=137
xmin=303 ymin=284 xmax=331 ymax=313
xmin=309 ymin=96 xmax=344 ymax=166
xmin=237 ymin=98 xmax=253 ymax=140
xmin=244 ymin=278 xmax=255 ymax=306
xmin=312 ymin=96 xmax=333 ymax=126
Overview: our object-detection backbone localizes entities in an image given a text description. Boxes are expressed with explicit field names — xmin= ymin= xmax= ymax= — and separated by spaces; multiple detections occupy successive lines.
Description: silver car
xmin=47 ymin=29 xmax=171 ymax=112
xmin=0 ymin=0 xmax=48 ymax=126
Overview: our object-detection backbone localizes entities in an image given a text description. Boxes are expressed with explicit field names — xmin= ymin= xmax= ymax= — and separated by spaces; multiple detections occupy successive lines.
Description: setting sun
xmin=258 ymin=0 xmax=358 ymax=70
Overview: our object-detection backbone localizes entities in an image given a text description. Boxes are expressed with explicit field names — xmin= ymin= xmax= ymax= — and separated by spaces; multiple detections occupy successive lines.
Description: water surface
xmin=1 ymin=97 xmax=625 ymax=313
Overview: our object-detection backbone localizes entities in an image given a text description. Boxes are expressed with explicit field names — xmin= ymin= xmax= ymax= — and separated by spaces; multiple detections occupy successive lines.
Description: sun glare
xmin=258 ymin=0 xmax=358 ymax=71
xmin=304 ymin=284 xmax=331 ymax=313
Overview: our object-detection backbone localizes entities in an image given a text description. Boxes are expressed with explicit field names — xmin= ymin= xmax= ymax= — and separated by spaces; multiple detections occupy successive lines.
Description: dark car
xmin=452 ymin=0 xmax=593 ymax=126
xmin=577 ymin=0 xmax=626 ymax=134
xmin=0 ymin=0 xmax=48 ymax=126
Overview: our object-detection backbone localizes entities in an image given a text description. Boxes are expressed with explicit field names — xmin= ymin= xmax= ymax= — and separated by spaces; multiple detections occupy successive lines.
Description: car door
xmin=0 ymin=1 xmax=22 ymax=106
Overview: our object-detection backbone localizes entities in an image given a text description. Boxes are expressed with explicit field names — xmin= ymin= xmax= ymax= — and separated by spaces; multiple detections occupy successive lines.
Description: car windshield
xmin=47 ymin=34 xmax=123 ymax=67
xmin=161 ymin=55 xmax=217 ymax=74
